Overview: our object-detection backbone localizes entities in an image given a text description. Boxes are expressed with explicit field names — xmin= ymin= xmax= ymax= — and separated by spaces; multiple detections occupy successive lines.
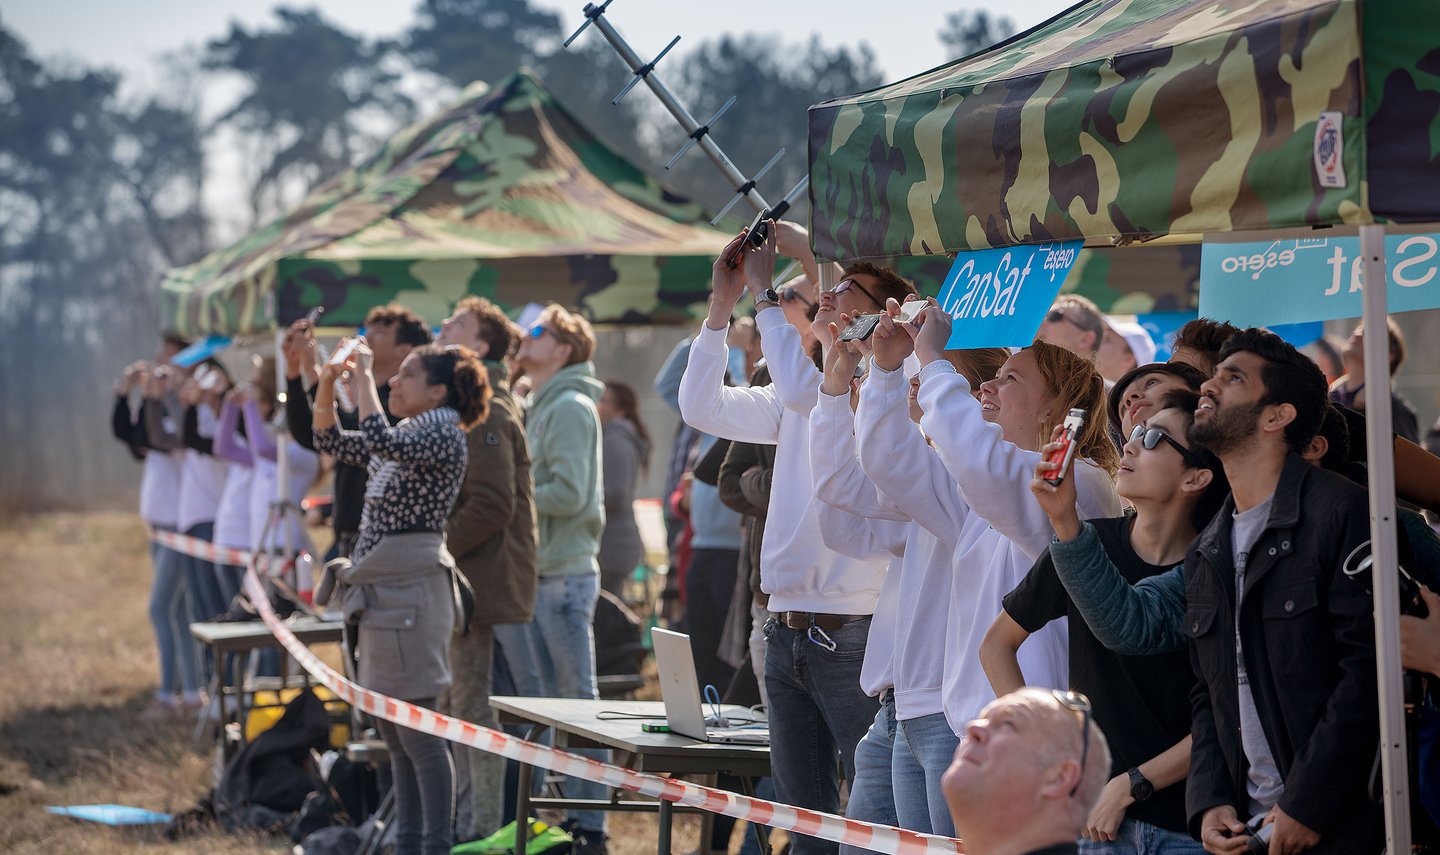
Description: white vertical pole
xmin=1360 ymin=222 xmax=1410 ymax=853
xmin=274 ymin=330 xmax=290 ymax=541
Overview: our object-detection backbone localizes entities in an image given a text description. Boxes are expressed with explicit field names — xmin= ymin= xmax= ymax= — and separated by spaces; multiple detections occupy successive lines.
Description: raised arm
xmin=241 ymin=399 xmax=279 ymax=462
xmin=141 ymin=396 xmax=181 ymax=452
xmin=285 ymin=375 xmax=317 ymax=451
xmin=918 ymin=368 xmax=1119 ymax=559
xmin=815 ymin=497 xmax=907 ymax=561
xmin=755 ymin=308 xmax=821 ymax=417
xmin=212 ymin=398 xmax=253 ymax=467
xmin=678 ymin=323 xmax=784 ymax=444
xmin=857 ymin=364 xmax=969 ymax=545
xmin=183 ymin=405 xmax=214 ymax=455
xmin=1049 ymin=522 xmax=1189 ymax=654
xmin=810 ymin=389 xmax=909 ymax=522
xmin=362 ymin=413 xmax=465 ymax=468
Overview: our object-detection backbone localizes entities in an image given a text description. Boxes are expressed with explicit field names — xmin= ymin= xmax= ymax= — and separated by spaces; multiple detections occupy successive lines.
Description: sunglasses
xmin=1051 ymin=689 xmax=1093 ymax=797
xmin=1045 ymin=308 xmax=1086 ymax=328
xmin=779 ymin=286 xmax=815 ymax=308
xmin=528 ymin=324 xmax=551 ymax=339
xmin=1128 ymin=423 xmax=1207 ymax=469
xmin=832 ymin=278 xmax=883 ymax=310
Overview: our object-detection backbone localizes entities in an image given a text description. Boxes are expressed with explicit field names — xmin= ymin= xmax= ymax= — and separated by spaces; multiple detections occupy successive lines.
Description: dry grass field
xmin=0 ymin=512 xmax=736 ymax=854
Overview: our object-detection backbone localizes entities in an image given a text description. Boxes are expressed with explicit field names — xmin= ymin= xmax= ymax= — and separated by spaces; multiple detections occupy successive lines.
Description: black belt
xmin=778 ymin=611 xmax=867 ymax=632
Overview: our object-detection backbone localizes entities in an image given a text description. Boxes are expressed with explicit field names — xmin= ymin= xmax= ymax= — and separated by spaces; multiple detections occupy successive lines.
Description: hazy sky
xmin=6 ymin=0 xmax=1075 ymax=85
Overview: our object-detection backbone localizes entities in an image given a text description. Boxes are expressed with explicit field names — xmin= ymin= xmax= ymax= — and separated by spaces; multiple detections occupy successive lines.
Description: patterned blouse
xmin=314 ymin=407 xmax=467 ymax=562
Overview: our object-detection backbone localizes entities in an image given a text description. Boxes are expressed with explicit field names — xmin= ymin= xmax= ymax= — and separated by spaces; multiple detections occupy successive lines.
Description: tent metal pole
xmin=1360 ymin=222 xmax=1410 ymax=853
xmin=579 ymin=9 xmax=770 ymax=216
xmin=274 ymin=330 xmax=290 ymax=540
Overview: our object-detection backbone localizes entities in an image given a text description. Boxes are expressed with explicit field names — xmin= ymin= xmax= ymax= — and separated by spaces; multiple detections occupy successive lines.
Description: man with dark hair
xmin=1168 ymin=318 xmax=1242 ymax=377
xmin=1107 ymin=362 xmax=1209 ymax=438
xmin=283 ymin=305 xmax=427 ymax=557
xmin=437 ymin=297 xmax=536 ymax=843
xmin=1183 ymin=329 xmax=1379 ymax=853
xmin=1037 ymin=294 xmax=1106 ymax=359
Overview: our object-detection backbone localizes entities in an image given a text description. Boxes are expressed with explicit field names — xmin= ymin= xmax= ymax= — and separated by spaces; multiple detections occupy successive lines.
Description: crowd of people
xmin=112 ymin=220 xmax=1440 ymax=855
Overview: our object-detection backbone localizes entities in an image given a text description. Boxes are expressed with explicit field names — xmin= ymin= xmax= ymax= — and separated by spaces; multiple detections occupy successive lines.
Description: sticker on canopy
xmin=1314 ymin=112 xmax=1346 ymax=189
xmin=1200 ymin=232 xmax=1440 ymax=327
xmin=936 ymin=240 xmax=1082 ymax=349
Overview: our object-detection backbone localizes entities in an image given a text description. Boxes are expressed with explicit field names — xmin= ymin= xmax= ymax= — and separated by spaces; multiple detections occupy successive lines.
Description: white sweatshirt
xmin=809 ymin=390 xmax=913 ymax=699
xmin=678 ymin=309 xmax=887 ymax=614
xmin=177 ymin=406 xmax=229 ymax=533
xmin=214 ymin=461 xmax=254 ymax=552
xmin=140 ymin=448 xmax=184 ymax=528
xmin=249 ymin=442 xmax=321 ymax=554
xmin=913 ymin=365 xmax=1122 ymax=734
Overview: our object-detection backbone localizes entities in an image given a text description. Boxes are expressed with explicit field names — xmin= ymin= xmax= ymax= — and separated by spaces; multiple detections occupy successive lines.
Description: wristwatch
xmin=755 ymin=287 xmax=780 ymax=307
xmin=1127 ymin=767 xmax=1154 ymax=802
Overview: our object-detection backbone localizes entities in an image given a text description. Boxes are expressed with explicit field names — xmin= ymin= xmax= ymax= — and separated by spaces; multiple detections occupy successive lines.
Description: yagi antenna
xmin=667 ymin=96 xmax=736 ymax=170
xmin=566 ymin=1 xmax=771 ymax=217
xmin=613 ymin=35 xmax=680 ymax=104
xmin=711 ymin=147 xmax=786 ymax=225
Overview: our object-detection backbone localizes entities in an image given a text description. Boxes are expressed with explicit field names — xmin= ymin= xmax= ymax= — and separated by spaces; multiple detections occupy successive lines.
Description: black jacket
xmin=1183 ymin=452 xmax=1381 ymax=847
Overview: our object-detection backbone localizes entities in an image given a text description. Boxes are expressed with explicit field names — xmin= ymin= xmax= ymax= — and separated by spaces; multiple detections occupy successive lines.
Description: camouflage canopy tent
xmin=160 ymin=70 xmax=731 ymax=337
xmin=808 ymin=0 xmax=1440 ymax=847
xmin=807 ymin=0 xmax=1438 ymax=262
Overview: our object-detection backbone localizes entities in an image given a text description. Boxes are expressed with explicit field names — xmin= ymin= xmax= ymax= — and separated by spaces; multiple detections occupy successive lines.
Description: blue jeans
xmin=892 ymin=712 xmax=960 ymax=838
xmin=147 ymin=530 xmax=201 ymax=696
xmin=764 ymin=617 xmax=879 ymax=855
xmin=840 ymin=692 xmax=899 ymax=855
xmin=1077 ymin=818 xmax=1205 ymax=854
xmin=492 ymin=574 xmax=607 ymax=834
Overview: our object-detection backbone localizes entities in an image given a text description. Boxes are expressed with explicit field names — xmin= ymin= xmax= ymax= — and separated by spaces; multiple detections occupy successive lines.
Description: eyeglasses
xmin=833 ymin=278 xmax=883 ymax=310
xmin=1128 ymin=423 xmax=1207 ymax=469
xmin=779 ymin=286 xmax=815 ymax=308
xmin=1051 ymin=689 xmax=1093 ymax=797
xmin=1045 ymin=308 xmax=1087 ymax=329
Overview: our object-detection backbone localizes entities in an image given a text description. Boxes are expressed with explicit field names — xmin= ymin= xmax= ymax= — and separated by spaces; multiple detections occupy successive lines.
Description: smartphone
xmin=897 ymin=300 xmax=927 ymax=324
xmin=724 ymin=208 xmax=771 ymax=269
xmin=1042 ymin=409 xmax=1086 ymax=487
xmin=304 ymin=305 xmax=324 ymax=327
xmin=838 ymin=313 xmax=883 ymax=342
xmin=640 ymin=723 xmax=671 ymax=733
xmin=329 ymin=337 xmax=362 ymax=367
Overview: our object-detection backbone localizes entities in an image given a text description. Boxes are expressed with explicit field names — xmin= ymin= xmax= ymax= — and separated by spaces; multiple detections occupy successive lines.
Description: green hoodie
xmin=525 ymin=361 xmax=605 ymax=577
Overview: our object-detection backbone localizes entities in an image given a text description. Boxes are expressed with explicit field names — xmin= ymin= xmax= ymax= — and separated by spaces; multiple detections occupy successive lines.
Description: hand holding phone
xmin=837 ymin=313 xmax=883 ymax=342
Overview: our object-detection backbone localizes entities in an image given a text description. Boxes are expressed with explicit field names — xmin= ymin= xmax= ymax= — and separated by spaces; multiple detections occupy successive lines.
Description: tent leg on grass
xmin=1361 ymin=222 xmax=1411 ymax=853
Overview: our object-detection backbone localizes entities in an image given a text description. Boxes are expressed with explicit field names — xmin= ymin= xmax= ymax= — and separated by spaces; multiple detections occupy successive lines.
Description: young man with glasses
xmin=1037 ymin=295 xmax=1107 ymax=360
xmin=495 ymin=303 xmax=610 ymax=855
xmin=942 ymin=687 xmax=1112 ymax=855
xmin=679 ymin=225 xmax=914 ymax=855
xmin=981 ymin=391 xmax=1227 ymax=854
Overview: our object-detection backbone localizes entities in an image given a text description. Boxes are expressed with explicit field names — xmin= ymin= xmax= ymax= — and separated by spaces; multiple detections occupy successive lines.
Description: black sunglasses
xmin=833 ymin=278 xmax=883 ymax=310
xmin=1128 ymin=423 xmax=1207 ymax=469
xmin=779 ymin=286 xmax=814 ymax=308
xmin=1052 ymin=689 xmax=1093 ymax=797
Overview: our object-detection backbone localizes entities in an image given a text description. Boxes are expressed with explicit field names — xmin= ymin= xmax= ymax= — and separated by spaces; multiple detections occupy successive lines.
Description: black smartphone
xmin=838 ymin=313 xmax=883 ymax=342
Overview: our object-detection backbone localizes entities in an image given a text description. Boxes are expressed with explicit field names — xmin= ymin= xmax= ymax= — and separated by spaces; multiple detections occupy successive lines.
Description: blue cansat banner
xmin=1200 ymin=232 xmax=1440 ymax=327
xmin=937 ymin=240 xmax=1083 ymax=349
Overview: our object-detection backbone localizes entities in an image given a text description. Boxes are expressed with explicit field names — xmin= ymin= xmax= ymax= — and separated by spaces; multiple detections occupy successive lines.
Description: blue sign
xmin=1200 ymin=232 xmax=1440 ymax=327
xmin=169 ymin=335 xmax=232 ymax=367
xmin=1134 ymin=311 xmax=1195 ymax=362
xmin=937 ymin=240 xmax=1083 ymax=349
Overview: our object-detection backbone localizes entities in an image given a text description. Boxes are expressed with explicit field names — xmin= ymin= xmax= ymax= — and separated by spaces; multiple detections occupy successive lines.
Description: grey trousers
xmin=446 ymin=623 xmax=505 ymax=841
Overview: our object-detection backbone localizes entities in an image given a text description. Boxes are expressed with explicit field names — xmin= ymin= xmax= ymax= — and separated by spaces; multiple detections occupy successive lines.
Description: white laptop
xmin=651 ymin=628 xmax=769 ymax=745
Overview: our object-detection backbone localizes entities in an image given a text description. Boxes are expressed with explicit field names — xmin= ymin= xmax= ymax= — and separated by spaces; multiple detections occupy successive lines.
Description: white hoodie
xmin=678 ymin=309 xmax=888 ymax=615
xmin=913 ymin=365 xmax=1121 ymax=734
xmin=809 ymin=390 xmax=913 ymax=700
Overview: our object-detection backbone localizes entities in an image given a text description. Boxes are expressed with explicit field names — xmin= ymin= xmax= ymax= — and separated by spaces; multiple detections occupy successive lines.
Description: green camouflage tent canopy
xmin=160 ymin=70 xmax=731 ymax=336
xmin=808 ymin=0 xmax=1440 ymax=262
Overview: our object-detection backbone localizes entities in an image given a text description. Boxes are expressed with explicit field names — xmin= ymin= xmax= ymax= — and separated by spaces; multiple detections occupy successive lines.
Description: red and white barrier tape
xmin=232 ymin=564 xmax=965 ymax=855
xmin=150 ymin=528 xmax=253 ymax=566
xmin=149 ymin=528 xmax=296 ymax=575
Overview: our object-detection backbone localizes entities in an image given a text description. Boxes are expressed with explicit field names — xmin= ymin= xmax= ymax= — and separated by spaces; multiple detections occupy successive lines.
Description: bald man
xmin=943 ymin=688 xmax=1112 ymax=855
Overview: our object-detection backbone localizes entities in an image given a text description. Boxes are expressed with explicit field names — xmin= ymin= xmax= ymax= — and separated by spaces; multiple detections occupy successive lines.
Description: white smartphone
xmin=897 ymin=301 xmax=927 ymax=324
xmin=328 ymin=337 xmax=362 ymax=367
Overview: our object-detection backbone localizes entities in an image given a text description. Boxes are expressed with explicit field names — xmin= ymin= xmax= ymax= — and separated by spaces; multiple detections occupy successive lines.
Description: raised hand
xmin=820 ymin=313 xmax=865 ymax=397
xmin=742 ymin=220 xmax=779 ymax=298
xmin=903 ymin=300 xmax=952 ymax=366
xmin=1029 ymin=424 xmax=1082 ymax=541
xmin=871 ymin=297 xmax=918 ymax=372
xmin=707 ymin=232 xmax=751 ymax=330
